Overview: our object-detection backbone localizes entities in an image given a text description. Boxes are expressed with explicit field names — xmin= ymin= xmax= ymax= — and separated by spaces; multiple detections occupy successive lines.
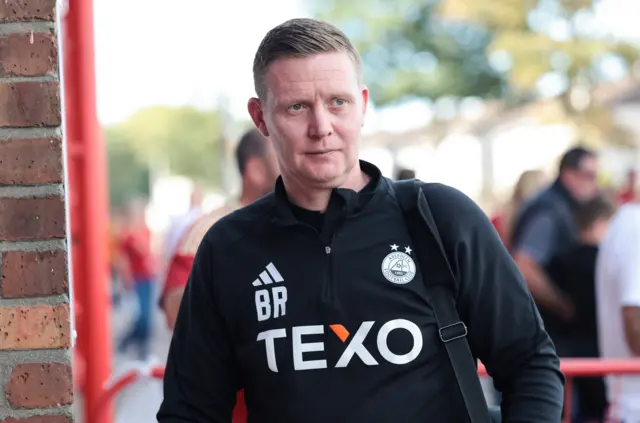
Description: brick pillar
xmin=0 ymin=1 xmax=74 ymax=423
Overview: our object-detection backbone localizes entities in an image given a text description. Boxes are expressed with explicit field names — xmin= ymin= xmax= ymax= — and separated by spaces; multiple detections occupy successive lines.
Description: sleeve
xmin=161 ymin=253 xmax=195 ymax=300
xmin=512 ymin=211 xmax=557 ymax=266
xmin=425 ymin=184 xmax=564 ymax=422
xmin=157 ymin=236 xmax=239 ymax=423
xmin=618 ymin=212 xmax=640 ymax=307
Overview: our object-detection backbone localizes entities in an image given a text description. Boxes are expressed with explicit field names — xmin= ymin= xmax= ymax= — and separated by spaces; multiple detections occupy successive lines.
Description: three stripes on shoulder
xmin=252 ymin=263 xmax=284 ymax=287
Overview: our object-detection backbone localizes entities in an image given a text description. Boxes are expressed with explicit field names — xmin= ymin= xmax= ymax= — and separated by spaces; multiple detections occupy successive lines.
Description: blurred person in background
xmin=596 ymin=196 xmax=640 ymax=422
xmin=618 ymin=168 xmax=637 ymax=205
xmin=511 ymin=146 xmax=599 ymax=349
xmin=489 ymin=169 xmax=547 ymax=404
xmin=160 ymin=129 xmax=279 ymax=329
xmin=395 ymin=167 xmax=415 ymax=180
xmin=117 ymin=198 xmax=157 ymax=360
xmin=158 ymin=184 xmax=206 ymax=293
xmin=491 ymin=169 xmax=547 ymax=251
xmin=547 ymin=195 xmax=617 ymax=422
xmin=159 ymin=128 xmax=278 ymax=423
xmin=109 ymin=207 xmax=128 ymax=307
xmin=163 ymin=184 xmax=205 ymax=266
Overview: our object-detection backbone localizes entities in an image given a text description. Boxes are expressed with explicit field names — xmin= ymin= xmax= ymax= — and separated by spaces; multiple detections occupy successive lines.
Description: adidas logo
xmin=252 ymin=262 xmax=284 ymax=287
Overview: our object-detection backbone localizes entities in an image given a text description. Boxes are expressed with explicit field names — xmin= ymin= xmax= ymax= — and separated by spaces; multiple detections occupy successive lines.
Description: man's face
xmin=566 ymin=155 xmax=599 ymax=202
xmin=249 ymin=52 xmax=369 ymax=189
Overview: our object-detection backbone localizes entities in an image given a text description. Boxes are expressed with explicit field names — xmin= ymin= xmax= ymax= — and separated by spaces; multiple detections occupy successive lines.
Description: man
xmin=596 ymin=200 xmax=640 ymax=422
xmin=158 ymin=18 xmax=563 ymax=422
xmin=511 ymin=147 xmax=599 ymax=352
xmin=160 ymin=128 xmax=279 ymax=329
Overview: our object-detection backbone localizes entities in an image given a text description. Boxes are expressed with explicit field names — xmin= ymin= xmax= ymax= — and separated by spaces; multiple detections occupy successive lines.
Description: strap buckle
xmin=439 ymin=321 xmax=468 ymax=343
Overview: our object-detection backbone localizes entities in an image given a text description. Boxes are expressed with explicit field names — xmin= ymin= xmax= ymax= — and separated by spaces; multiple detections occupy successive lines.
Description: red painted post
xmin=61 ymin=0 xmax=113 ymax=422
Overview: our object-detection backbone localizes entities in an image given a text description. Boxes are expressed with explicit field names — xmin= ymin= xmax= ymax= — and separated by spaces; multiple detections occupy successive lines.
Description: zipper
xmin=324 ymin=241 xmax=332 ymax=302
xmin=295 ymin=222 xmax=339 ymax=319
xmin=321 ymin=232 xmax=338 ymax=317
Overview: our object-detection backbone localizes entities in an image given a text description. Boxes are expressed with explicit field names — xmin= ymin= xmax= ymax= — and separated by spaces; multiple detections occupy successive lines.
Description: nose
xmin=308 ymin=106 xmax=333 ymax=139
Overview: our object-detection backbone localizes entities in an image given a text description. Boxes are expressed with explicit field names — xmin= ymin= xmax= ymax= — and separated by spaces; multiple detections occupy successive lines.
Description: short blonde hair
xmin=252 ymin=18 xmax=362 ymax=100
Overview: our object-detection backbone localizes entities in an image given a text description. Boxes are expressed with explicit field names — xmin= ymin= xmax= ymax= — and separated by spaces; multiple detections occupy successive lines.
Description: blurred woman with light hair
xmin=492 ymin=169 xmax=548 ymax=251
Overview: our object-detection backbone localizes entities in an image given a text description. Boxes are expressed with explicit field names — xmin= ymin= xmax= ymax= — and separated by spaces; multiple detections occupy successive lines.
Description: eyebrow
xmin=279 ymin=91 xmax=356 ymax=106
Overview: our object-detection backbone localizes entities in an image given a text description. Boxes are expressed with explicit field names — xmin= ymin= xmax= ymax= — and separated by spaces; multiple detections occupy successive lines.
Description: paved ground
xmin=110 ymin=285 xmax=171 ymax=423
xmin=74 ymin=284 xmax=171 ymax=423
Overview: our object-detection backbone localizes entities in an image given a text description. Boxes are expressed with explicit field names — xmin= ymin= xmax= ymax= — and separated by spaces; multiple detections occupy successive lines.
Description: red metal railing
xmin=480 ymin=359 xmax=640 ymax=423
xmin=93 ymin=364 xmax=165 ymax=421
xmin=96 ymin=359 xmax=640 ymax=422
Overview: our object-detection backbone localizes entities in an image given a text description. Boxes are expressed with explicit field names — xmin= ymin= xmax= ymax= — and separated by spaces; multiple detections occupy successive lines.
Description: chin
xmin=305 ymin=164 xmax=347 ymax=182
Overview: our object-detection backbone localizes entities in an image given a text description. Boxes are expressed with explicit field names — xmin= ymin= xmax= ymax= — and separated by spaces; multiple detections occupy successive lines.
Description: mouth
xmin=306 ymin=150 xmax=335 ymax=156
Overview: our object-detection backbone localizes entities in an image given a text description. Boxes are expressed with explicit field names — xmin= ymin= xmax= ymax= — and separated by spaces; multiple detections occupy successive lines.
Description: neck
xmin=554 ymin=178 xmax=579 ymax=205
xmin=238 ymin=183 xmax=264 ymax=207
xmin=580 ymin=232 xmax=599 ymax=246
xmin=283 ymin=163 xmax=368 ymax=212
xmin=238 ymin=192 xmax=257 ymax=208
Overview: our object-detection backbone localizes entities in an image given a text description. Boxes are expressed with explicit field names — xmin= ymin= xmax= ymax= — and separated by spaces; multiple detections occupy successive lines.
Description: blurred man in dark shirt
xmin=512 ymin=147 xmax=599 ymax=341
xmin=547 ymin=195 xmax=616 ymax=422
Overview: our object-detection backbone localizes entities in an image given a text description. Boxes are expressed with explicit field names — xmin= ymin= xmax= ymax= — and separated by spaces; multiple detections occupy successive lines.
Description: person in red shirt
xmin=117 ymin=199 xmax=157 ymax=360
xmin=160 ymin=129 xmax=279 ymax=422
xmin=618 ymin=169 xmax=637 ymax=205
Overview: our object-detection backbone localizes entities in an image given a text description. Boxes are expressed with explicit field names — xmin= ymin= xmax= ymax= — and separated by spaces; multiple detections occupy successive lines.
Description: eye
xmin=288 ymin=104 xmax=303 ymax=111
xmin=332 ymin=99 xmax=347 ymax=107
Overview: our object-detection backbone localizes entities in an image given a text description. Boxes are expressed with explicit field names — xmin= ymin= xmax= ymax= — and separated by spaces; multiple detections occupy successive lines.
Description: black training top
xmin=157 ymin=161 xmax=564 ymax=423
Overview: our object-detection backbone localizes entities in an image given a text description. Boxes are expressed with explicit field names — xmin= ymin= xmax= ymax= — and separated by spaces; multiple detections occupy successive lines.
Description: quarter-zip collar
xmin=272 ymin=160 xmax=385 ymax=228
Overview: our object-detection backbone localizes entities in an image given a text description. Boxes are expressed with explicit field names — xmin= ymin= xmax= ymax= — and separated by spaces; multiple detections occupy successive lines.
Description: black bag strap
xmin=393 ymin=179 xmax=492 ymax=423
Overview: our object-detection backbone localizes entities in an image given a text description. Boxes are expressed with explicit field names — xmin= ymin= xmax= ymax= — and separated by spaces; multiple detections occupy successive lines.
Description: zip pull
xmin=325 ymin=246 xmax=331 ymax=254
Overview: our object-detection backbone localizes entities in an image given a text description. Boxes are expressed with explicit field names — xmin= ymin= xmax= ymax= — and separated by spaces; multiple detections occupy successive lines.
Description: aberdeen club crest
xmin=381 ymin=244 xmax=416 ymax=284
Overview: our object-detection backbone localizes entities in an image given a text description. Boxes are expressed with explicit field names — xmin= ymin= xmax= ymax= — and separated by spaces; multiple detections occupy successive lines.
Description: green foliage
xmin=315 ymin=0 xmax=639 ymax=103
xmin=314 ymin=0 xmax=505 ymax=106
xmin=114 ymin=106 xmax=223 ymax=184
xmin=105 ymin=127 xmax=150 ymax=207
xmin=104 ymin=105 xmax=225 ymax=207
xmin=314 ymin=0 xmax=640 ymax=146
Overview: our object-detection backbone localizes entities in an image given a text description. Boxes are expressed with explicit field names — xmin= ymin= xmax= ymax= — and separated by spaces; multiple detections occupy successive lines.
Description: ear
xmin=248 ymin=97 xmax=270 ymax=137
xmin=360 ymin=85 xmax=369 ymax=126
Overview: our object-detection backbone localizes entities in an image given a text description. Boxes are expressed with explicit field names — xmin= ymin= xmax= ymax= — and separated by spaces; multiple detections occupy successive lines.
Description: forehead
xmin=264 ymin=52 xmax=359 ymax=102
xmin=579 ymin=155 xmax=598 ymax=170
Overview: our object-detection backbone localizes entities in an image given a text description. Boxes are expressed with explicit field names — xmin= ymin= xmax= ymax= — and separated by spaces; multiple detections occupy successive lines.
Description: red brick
xmin=5 ymin=363 xmax=73 ymax=409
xmin=0 ymin=82 xmax=61 ymax=127
xmin=0 ymin=138 xmax=63 ymax=184
xmin=0 ymin=197 xmax=65 ymax=241
xmin=0 ymin=33 xmax=57 ymax=77
xmin=0 ymin=304 xmax=70 ymax=350
xmin=1 ymin=251 xmax=67 ymax=298
xmin=0 ymin=416 xmax=72 ymax=423
xmin=0 ymin=0 xmax=56 ymax=21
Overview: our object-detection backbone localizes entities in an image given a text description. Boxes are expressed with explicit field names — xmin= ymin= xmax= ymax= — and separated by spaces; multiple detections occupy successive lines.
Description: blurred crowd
xmin=489 ymin=147 xmax=639 ymax=422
